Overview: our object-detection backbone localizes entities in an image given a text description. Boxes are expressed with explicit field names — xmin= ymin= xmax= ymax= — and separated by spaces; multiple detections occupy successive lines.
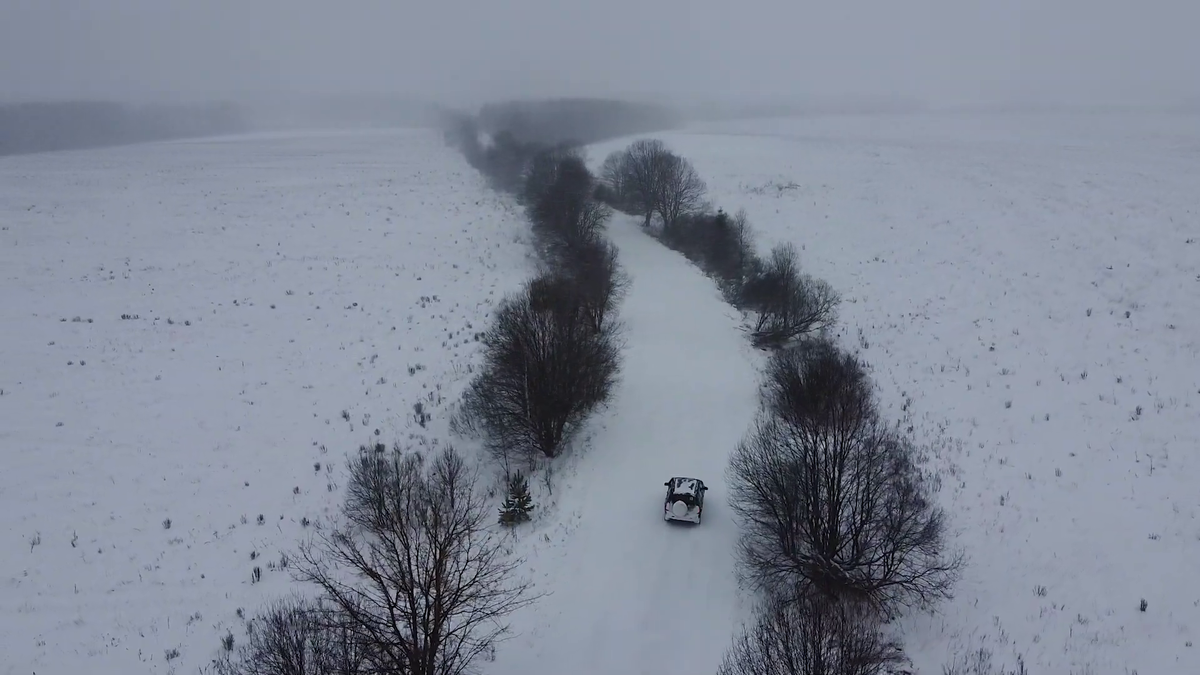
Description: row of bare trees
xmin=439 ymin=111 xmax=628 ymax=468
xmin=594 ymin=138 xmax=961 ymax=673
xmin=597 ymin=139 xmax=838 ymax=348
xmin=719 ymin=336 xmax=961 ymax=675
xmin=451 ymin=142 xmax=626 ymax=471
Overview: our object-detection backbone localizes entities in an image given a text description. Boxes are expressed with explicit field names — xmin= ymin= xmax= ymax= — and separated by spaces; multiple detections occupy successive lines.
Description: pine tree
xmin=498 ymin=471 xmax=535 ymax=525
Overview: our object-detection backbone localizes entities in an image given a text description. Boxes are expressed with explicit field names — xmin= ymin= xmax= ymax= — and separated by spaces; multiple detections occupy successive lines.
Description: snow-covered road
xmin=490 ymin=213 xmax=762 ymax=675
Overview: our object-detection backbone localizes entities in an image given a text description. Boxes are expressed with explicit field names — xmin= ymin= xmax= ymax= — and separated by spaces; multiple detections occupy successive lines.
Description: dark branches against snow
xmin=717 ymin=591 xmax=904 ymax=675
xmin=597 ymin=139 xmax=706 ymax=232
xmin=455 ymin=272 xmax=622 ymax=465
xmin=739 ymin=243 xmax=839 ymax=349
xmin=728 ymin=341 xmax=962 ymax=616
xmin=296 ymin=447 xmax=539 ymax=675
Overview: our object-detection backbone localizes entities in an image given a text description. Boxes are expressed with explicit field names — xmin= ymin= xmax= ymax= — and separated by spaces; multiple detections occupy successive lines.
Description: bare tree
xmin=717 ymin=592 xmax=904 ymax=675
xmin=739 ymin=243 xmax=839 ymax=348
xmin=296 ymin=447 xmax=539 ymax=675
xmin=602 ymin=139 xmax=706 ymax=231
xmin=217 ymin=595 xmax=369 ymax=675
xmin=455 ymin=274 xmax=622 ymax=463
xmin=614 ymin=138 xmax=671 ymax=227
xmin=650 ymin=152 xmax=707 ymax=235
xmin=727 ymin=342 xmax=962 ymax=615
xmin=598 ymin=150 xmax=631 ymax=210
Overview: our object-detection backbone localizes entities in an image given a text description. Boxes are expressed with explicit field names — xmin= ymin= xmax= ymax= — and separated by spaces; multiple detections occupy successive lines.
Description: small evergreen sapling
xmin=498 ymin=472 xmax=535 ymax=525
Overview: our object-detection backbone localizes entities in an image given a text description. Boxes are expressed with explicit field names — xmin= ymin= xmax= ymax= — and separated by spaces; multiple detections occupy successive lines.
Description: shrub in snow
xmin=213 ymin=594 xmax=368 ymax=675
xmin=658 ymin=208 xmax=758 ymax=299
xmin=717 ymin=590 xmax=903 ymax=675
xmin=527 ymin=153 xmax=614 ymax=275
xmin=739 ymin=243 xmax=839 ymax=349
xmin=498 ymin=471 xmax=535 ymax=525
xmin=521 ymin=145 xmax=586 ymax=210
xmin=455 ymin=273 xmax=622 ymax=463
xmin=296 ymin=446 xmax=537 ymax=675
xmin=596 ymin=149 xmax=635 ymax=213
xmin=728 ymin=340 xmax=961 ymax=615
xmin=546 ymin=237 xmax=628 ymax=335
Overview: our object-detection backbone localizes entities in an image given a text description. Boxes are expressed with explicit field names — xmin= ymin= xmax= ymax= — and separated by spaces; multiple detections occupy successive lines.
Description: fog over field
xmin=2 ymin=3 xmax=1199 ymax=675
xmin=4 ymin=0 xmax=1199 ymax=109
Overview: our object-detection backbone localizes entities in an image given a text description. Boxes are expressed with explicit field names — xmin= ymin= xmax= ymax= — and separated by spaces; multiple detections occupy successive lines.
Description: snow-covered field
xmin=3 ymin=112 xmax=1198 ymax=675
xmin=0 ymin=129 xmax=534 ymax=674
xmin=592 ymin=112 xmax=1200 ymax=673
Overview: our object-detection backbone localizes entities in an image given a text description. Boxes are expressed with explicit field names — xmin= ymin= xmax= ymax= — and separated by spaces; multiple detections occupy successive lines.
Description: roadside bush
xmin=521 ymin=144 xmax=585 ymax=208
xmin=526 ymin=151 xmax=613 ymax=270
xmin=717 ymin=591 xmax=903 ymax=675
xmin=659 ymin=208 xmax=757 ymax=297
xmin=728 ymin=340 xmax=961 ymax=615
xmin=739 ymin=243 xmax=839 ymax=348
xmin=477 ymin=130 xmax=545 ymax=194
xmin=555 ymin=237 xmax=627 ymax=334
xmin=455 ymin=273 xmax=622 ymax=465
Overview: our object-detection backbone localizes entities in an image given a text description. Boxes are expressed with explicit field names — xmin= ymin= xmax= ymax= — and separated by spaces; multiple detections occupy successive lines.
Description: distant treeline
xmin=475 ymin=98 xmax=682 ymax=146
xmin=0 ymin=95 xmax=444 ymax=157
xmin=0 ymin=96 xmax=678 ymax=158
xmin=0 ymin=101 xmax=249 ymax=157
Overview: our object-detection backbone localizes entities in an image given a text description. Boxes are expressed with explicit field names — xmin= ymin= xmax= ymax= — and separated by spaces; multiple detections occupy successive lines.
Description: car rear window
xmin=669 ymin=490 xmax=697 ymax=506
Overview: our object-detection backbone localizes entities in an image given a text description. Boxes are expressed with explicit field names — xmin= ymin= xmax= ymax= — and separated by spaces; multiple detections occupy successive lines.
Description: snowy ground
xmin=4 ymin=113 xmax=1198 ymax=675
xmin=0 ymin=129 xmax=533 ymax=674
xmin=592 ymin=112 xmax=1200 ymax=673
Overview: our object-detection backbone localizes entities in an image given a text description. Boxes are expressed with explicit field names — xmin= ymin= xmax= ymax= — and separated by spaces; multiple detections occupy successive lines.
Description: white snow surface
xmin=592 ymin=112 xmax=1200 ymax=674
xmin=1 ymin=129 xmax=534 ymax=675
xmin=3 ymin=112 xmax=1200 ymax=675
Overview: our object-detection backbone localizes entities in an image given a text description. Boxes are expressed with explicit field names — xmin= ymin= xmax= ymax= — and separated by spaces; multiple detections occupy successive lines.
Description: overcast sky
xmin=1 ymin=0 xmax=1196 ymax=108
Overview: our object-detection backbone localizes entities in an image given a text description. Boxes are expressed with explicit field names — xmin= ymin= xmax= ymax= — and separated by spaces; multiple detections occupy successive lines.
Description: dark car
xmin=663 ymin=477 xmax=707 ymax=524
